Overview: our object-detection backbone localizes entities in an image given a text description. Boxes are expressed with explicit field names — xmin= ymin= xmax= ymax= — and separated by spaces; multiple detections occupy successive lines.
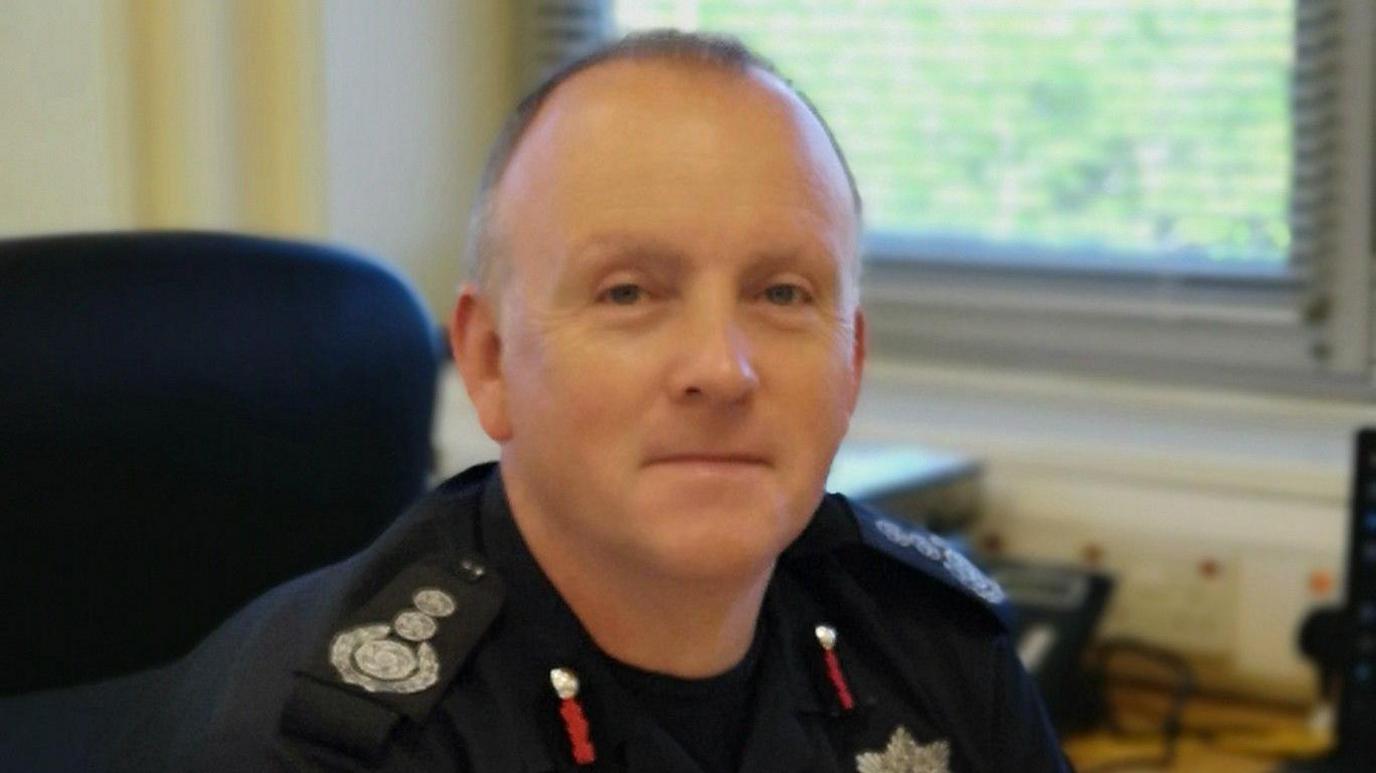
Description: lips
xmin=645 ymin=452 xmax=770 ymax=467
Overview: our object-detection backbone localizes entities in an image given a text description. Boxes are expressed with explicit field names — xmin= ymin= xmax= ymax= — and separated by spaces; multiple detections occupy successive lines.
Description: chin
xmin=640 ymin=540 xmax=779 ymax=584
xmin=628 ymin=498 xmax=807 ymax=582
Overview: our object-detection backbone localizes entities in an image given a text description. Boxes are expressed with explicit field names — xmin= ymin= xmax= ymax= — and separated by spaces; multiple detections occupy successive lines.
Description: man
xmin=5 ymin=31 xmax=1067 ymax=772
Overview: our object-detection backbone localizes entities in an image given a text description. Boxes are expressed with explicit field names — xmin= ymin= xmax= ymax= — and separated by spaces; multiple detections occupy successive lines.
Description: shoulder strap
xmin=821 ymin=495 xmax=1014 ymax=630
xmin=279 ymin=469 xmax=506 ymax=764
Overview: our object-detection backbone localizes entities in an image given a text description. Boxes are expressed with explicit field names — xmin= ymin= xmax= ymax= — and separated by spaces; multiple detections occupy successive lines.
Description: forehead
xmin=491 ymin=59 xmax=857 ymax=256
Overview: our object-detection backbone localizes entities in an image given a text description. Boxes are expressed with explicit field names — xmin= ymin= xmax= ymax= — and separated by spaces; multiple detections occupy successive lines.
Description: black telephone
xmin=987 ymin=559 xmax=1114 ymax=731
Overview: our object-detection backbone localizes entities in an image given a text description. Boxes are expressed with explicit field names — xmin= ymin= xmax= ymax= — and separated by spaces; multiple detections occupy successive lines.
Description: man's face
xmin=467 ymin=61 xmax=864 ymax=582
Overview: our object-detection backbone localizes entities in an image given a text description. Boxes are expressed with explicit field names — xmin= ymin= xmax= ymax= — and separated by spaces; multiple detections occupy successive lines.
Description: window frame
xmin=852 ymin=0 xmax=1374 ymax=397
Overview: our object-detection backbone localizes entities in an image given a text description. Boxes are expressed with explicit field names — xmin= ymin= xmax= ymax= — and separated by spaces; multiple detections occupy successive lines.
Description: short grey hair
xmin=464 ymin=29 xmax=863 ymax=296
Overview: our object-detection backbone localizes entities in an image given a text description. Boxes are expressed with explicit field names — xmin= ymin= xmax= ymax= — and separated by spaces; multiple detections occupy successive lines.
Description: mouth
xmin=645 ymin=453 xmax=771 ymax=468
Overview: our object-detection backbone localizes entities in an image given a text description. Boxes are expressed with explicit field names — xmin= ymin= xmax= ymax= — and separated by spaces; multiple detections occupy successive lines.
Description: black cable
xmin=1077 ymin=636 xmax=1197 ymax=773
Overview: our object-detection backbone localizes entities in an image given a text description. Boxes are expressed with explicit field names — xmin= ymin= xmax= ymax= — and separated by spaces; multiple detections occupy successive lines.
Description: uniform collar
xmin=470 ymin=468 xmax=840 ymax=772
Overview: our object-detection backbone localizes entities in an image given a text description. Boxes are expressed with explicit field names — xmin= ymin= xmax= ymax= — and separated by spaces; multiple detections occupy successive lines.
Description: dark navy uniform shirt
xmin=1 ymin=464 xmax=1070 ymax=772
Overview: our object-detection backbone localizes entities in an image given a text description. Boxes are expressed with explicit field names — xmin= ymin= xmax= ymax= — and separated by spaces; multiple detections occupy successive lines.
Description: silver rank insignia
xmin=329 ymin=587 xmax=456 ymax=694
xmin=874 ymin=518 xmax=1006 ymax=605
xmin=855 ymin=726 xmax=951 ymax=773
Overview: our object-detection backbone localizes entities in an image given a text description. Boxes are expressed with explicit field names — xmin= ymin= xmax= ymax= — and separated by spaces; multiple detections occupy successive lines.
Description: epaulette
xmin=829 ymin=495 xmax=1014 ymax=630
xmin=279 ymin=553 xmax=504 ymax=765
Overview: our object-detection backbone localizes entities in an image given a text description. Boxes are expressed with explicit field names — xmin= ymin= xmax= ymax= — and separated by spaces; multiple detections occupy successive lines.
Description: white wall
xmin=0 ymin=1 xmax=132 ymax=235
xmin=321 ymin=0 xmax=514 ymax=318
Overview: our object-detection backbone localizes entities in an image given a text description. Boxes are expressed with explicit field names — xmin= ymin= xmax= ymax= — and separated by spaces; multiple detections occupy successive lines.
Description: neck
xmin=503 ymin=477 xmax=773 ymax=679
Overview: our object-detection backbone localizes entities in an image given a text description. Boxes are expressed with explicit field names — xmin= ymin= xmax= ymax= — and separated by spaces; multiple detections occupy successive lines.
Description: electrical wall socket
xmin=968 ymin=458 xmax=1350 ymax=704
xmin=1096 ymin=540 xmax=1239 ymax=657
xmin=987 ymin=515 xmax=1342 ymax=702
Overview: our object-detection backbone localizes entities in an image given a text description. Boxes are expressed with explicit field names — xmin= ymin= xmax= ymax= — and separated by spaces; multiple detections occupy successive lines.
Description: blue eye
xmin=763 ymin=284 xmax=808 ymax=305
xmin=601 ymin=284 xmax=643 ymax=305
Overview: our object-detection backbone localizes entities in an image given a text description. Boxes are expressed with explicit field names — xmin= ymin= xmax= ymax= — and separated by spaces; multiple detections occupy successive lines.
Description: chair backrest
xmin=0 ymin=231 xmax=442 ymax=695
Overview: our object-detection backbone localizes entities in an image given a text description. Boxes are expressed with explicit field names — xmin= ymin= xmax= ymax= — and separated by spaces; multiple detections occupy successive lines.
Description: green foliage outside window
xmin=616 ymin=0 xmax=1293 ymax=267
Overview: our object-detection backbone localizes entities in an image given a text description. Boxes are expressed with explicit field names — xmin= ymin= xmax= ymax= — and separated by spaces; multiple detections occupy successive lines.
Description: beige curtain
xmin=123 ymin=0 xmax=324 ymax=235
xmin=0 ymin=0 xmax=324 ymax=238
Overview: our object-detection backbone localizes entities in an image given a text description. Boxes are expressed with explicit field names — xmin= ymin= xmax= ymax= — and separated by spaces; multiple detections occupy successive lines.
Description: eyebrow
xmin=747 ymin=246 xmax=837 ymax=274
xmin=565 ymin=234 xmax=689 ymax=276
xmin=563 ymin=233 xmax=843 ymax=288
xmin=570 ymin=233 xmax=681 ymax=258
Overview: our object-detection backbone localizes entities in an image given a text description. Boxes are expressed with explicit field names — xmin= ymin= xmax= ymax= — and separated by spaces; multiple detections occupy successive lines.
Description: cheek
xmin=506 ymin=325 xmax=652 ymax=433
xmin=762 ymin=328 xmax=858 ymax=401
xmin=767 ymin=341 xmax=859 ymax=461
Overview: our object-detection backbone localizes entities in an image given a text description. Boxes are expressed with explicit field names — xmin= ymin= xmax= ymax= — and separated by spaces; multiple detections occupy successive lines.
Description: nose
xmin=671 ymin=305 xmax=759 ymax=404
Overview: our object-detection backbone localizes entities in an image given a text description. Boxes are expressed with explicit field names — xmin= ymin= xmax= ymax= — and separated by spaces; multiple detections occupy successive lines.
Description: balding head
xmin=465 ymin=30 xmax=863 ymax=304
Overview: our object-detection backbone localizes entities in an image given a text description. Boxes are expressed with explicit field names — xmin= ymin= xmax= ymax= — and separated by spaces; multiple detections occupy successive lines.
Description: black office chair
xmin=0 ymin=231 xmax=442 ymax=695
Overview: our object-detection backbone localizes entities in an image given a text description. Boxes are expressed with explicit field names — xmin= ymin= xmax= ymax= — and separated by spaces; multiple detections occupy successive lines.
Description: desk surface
xmin=1063 ymin=687 xmax=1332 ymax=772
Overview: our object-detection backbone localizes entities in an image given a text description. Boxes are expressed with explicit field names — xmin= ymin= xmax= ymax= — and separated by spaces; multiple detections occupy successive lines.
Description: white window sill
xmin=852 ymin=357 xmax=1359 ymax=505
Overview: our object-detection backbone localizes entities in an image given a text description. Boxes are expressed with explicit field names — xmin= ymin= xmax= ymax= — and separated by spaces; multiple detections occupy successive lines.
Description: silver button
xmin=815 ymin=624 xmax=838 ymax=650
xmin=393 ymin=610 xmax=438 ymax=642
xmin=550 ymin=667 xmax=581 ymax=699
xmin=458 ymin=558 xmax=487 ymax=582
xmin=412 ymin=587 xmax=457 ymax=617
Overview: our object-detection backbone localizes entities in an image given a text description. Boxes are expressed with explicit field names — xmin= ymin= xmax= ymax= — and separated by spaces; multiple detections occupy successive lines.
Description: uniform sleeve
xmin=990 ymin=632 xmax=1074 ymax=772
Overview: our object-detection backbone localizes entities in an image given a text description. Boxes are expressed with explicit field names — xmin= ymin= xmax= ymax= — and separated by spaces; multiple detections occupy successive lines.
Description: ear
xmin=846 ymin=308 xmax=867 ymax=415
xmin=449 ymin=284 xmax=513 ymax=442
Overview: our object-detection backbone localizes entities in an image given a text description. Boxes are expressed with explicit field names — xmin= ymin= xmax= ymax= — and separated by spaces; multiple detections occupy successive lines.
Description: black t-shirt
xmin=602 ymin=621 xmax=765 ymax=773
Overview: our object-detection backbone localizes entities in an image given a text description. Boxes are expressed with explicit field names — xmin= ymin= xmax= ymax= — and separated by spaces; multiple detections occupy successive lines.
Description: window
xmin=521 ymin=0 xmax=1374 ymax=395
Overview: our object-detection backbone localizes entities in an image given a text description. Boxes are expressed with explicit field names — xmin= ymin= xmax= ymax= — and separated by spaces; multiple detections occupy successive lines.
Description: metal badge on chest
xmin=855 ymin=726 xmax=952 ymax=773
